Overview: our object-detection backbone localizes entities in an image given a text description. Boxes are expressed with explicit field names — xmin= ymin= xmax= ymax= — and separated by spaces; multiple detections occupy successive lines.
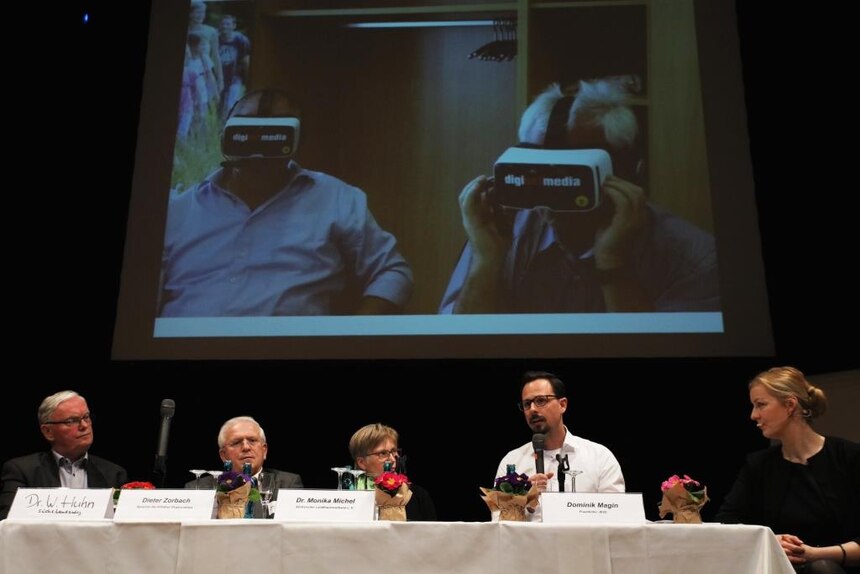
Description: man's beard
xmin=528 ymin=417 xmax=548 ymax=433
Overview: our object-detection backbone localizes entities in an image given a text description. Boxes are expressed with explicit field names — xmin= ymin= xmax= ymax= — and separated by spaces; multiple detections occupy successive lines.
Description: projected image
xmin=439 ymin=78 xmax=720 ymax=315
xmin=112 ymin=0 xmax=774 ymax=357
xmin=161 ymin=1 xmax=415 ymax=318
xmin=173 ymin=1 xmax=253 ymax=193
xmin=157 ymin=1 xmax=719 ymax=323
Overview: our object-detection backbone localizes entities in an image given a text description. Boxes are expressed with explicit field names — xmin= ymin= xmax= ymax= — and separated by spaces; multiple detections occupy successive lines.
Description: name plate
xmin=8 ymin=488 xmax=113 ymax=520
xmin=273 ymin=489 xmax=375 ymax=522
xmin=541 ymin=492 xmax=647 ymax=524
xmin=113 ymin=489 xmax=215 ymax=522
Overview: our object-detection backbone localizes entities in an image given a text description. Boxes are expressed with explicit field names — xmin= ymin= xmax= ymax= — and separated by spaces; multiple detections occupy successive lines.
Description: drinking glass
xmin=258 ymin=472 xmax=276 ymax=518
xmin=331 ymin=466 xmax=350 ymax=491
xmin=207 ymin=470 xmax=224 ymax=489
xmin=189 ymin=469 xmax=206 ymax=490
xmin=346 ymin=469 xmax=365 ymax=491
xmin=564 ymin=469 xmax=584 ymax=493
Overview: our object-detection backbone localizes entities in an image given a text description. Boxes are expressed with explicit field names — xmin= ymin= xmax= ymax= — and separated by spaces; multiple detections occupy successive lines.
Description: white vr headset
xmin=221 ymin=116 xmax=301 ymax=162
xmin=493 ymin=146 xmax=612 ymax=212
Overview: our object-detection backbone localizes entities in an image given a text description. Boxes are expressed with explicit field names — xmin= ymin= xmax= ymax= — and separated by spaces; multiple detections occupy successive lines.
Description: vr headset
xmin=493 ymin=146 xmax=612 ymax=212
xmin=221 ymin=116 xmax=301 ymax=162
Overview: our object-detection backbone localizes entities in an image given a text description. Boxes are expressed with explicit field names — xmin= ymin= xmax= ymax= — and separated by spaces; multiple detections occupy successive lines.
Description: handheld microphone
xmin=532 ymin=433 xmax=546 ymax=474
xmin=152 ymin=399 xmax=175 ymax=486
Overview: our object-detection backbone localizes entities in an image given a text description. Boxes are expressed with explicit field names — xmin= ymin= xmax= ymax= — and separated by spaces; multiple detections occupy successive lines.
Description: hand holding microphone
xmin=530 ymin=433 xmax=554 ymax=492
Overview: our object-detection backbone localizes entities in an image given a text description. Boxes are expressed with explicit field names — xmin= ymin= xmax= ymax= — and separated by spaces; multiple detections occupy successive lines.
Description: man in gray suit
xmin=187 ymin=416 xmax=302 ymax=518
xmin=0 ymin=390 xmax=127 ymax=520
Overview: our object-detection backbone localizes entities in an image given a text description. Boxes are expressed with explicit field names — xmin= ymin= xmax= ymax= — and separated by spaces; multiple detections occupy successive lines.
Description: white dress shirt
xmin=495 ymin=428 xmax=625 ymax=521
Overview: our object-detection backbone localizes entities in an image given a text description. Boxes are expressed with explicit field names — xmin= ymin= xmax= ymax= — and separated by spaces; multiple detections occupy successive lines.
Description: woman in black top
xmin=717 ymin=366 xmax=859 ymax=573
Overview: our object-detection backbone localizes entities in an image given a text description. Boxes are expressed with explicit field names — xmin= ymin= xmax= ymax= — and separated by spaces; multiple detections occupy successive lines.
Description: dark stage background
xmin=4 ymin=2 xmax=856 ymax=522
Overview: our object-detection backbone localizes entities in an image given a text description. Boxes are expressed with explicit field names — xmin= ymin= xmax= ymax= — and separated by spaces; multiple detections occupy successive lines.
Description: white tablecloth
xmin=0 ymin=520 xmax=793 ymax=574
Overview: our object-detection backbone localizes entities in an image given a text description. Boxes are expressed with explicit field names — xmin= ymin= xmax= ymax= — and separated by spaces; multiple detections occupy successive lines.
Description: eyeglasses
xmin=517 ymin=395 xmax=558 ymax=411
xmin=226 ymin=437 xmax=262 ymax=449
xmin=364 ymin=448 xmax=403 ymax=459
xmin=44 ymin=413 xmax=92 ymax=427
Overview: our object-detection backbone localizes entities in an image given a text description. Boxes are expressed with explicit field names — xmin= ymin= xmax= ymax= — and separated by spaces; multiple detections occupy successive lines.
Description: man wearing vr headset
xmin=159 ymin=89 xmax=413 ymax=316
xmin=439 ymin=78 xmax=719 ymax=314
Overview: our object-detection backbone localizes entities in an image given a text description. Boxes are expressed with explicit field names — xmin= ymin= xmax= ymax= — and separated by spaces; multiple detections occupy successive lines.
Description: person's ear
xmin=356 ymin=457 xmax=368 ymax=471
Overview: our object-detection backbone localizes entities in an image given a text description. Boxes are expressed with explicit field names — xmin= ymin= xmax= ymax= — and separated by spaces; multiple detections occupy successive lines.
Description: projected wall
xmin=113 ymin=0 xmax=771 ymax=359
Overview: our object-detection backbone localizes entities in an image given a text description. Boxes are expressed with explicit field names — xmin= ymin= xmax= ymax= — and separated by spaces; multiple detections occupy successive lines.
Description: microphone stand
xmin=556 ymin=454 xmax=569 ymax=492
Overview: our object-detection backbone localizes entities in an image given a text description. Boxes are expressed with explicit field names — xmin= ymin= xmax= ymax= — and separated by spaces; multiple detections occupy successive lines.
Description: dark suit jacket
xmin=716 ymin=435 xmax=860 ymax=548
xmin=185 ymin=467 xmax=303 ymax=519
xmin=0 ymin=451 xmax=128 ymax=520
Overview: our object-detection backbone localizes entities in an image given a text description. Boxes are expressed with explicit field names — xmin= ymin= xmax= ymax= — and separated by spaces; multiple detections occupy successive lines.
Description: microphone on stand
xmin=152 ymin=399 xmax=175 ymax=487
xmin=556 ymin=453 xmax=570 ymax=492
xmin=532 ymin=433 xmax=546 ymax=474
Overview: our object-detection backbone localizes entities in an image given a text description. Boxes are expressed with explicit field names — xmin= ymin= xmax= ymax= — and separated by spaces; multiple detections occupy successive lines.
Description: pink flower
xmin=661 ymin=474 xmax=702 ymax=492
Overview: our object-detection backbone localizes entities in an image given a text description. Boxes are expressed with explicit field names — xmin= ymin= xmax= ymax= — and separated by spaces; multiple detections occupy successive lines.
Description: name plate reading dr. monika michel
xmin=541 ymin=492 xmax=647 ymax=524
xmin=273 ymin=489 xmax=375 ymax=522
xmin=8 ymin=488 xmax=114 ymax=520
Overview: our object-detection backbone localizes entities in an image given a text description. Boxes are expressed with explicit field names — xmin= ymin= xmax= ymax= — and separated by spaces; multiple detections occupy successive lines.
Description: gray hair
xmin=518 ymin=79 xmax=638 ymax=150
xmin=217 ymin=416 xmax=267 ymax=448
xmin=38 ymin=391 xmax=83 ymax=424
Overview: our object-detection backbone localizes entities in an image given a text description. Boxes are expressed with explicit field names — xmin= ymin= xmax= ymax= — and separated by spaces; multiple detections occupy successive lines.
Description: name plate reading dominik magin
xmin=113 ymin=489 xmax=215 ymax=522
xmin=273 ymin=489 xmax=375 ymax=522
xmin=541 ymin=492 xmax=647 ymax=524
xmin=8 ymin=488 xmax=113 ymax=520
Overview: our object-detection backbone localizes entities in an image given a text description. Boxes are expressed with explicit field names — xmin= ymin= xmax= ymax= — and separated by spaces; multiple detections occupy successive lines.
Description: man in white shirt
xmin=496 ymin=370 xmax=625 ymax=521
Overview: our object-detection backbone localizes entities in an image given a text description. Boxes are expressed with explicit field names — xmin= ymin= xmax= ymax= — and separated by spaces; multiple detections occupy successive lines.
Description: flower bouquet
xmin=658 ymin=474 xmax=708 ymax=523
xmin=374 ymin=471 xmax=412 ymax=521
xmin=113 ymin=481 xmax=156 ymax=508
xmin=480 ymin=471 xmax=539 ymax=521
xmin=216 ymin=470 xmax=260 ymax=519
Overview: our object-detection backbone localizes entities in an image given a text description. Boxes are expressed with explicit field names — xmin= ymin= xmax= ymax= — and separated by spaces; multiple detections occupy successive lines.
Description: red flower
xmin=374 ymin=471 xmax=410 ymax=496
xmin=121 ymin=481 xmax=157 ymax=490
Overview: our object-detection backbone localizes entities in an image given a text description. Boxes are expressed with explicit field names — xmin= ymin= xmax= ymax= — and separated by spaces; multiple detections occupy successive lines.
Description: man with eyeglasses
xmin=0 ymin=390 xmax=127 ymax=520
xmin=348 ymin=423 xmax=436 ymax=521
xmin=495 ymin=371 xmax=625 ymax=521
xmin=186 ymin=416 xmax=302 ymax=518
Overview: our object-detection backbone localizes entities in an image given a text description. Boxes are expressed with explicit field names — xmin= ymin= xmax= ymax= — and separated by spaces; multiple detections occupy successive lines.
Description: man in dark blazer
xmin=0 ymin=390 xmax=127 ymax=520
xmin=185 ymin=416 xmax=302 ymax=518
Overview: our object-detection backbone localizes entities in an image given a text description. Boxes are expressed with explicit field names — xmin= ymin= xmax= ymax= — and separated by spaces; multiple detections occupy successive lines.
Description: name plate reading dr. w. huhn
xmin=113 ymin=489 xmax=215 ymax=522
xmin=541 ymin=492 xmax=647 ymax=524
xmin=273 ymin=489 xmax=375 ymax=522
xmin=8 ymin=488 xmax=113 ymax=520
